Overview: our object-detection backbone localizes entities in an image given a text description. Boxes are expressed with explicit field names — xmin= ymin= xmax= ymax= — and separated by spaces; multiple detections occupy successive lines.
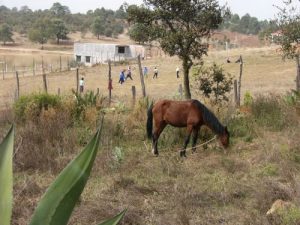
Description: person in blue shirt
xmin=143 ymin=66 xmax=148 ymax=78
xmin=118 ymin=69 xmax=125 ymax=84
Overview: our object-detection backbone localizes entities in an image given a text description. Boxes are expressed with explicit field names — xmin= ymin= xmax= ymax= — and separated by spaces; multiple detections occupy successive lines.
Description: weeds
xmin=251 ymin=94 xmax=286 ymax=131
xmin=14 ymin=93 xmax=61 ymax=122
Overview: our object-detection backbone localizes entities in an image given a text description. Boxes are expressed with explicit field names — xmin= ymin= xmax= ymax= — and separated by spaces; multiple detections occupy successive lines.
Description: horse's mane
xmin=192 ymin=99 xmax=225 ymax=135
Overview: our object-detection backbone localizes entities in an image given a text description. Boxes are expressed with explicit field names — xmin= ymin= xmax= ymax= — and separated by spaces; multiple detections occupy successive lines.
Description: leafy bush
xmin=243 ymin=91 xmax=253 ymax=106
xmin=14 ymin=93 xmax=61 ymax=122
xmin=69 ymin=59 xmax=84 ymax=68
xmin=284 ymin=89 xmax=300 ymax=106
xmin=193 ymin=63 xmax=233 ymax=105
xmin=72 ymin=90 xmax=106 ymax=120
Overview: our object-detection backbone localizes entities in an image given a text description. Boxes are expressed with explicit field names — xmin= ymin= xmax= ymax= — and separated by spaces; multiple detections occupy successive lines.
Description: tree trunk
xmin=57 ymin=37 xmax=59 ymax=45
xmin=182 ymin=59 xmax=192 ymax=99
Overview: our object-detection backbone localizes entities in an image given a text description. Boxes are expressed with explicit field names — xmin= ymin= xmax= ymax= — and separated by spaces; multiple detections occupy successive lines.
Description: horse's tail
xmin=146 ymin=101 xmax=154 ymax=139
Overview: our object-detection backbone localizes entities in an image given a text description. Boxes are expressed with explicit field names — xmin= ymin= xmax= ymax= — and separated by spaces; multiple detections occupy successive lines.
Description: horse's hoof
xmin=180 ymin=151 xmax=186 ymax=157
xmin=152 ymin=148 xmax=159 ymax=156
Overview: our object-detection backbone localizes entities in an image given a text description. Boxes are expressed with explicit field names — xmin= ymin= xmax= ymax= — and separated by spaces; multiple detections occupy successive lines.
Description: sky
xmin=0 ymin=0 xmax=298 ymax=20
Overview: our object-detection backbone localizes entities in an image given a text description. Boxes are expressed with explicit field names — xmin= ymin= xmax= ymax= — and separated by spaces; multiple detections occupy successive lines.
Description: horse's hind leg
xmin=152 ymin=121 xmax=166 ymax=156
xmin=180 ymin=125 xmax=193 ymax=157
xmin=191 ymin=127 xmax=200 ymax=153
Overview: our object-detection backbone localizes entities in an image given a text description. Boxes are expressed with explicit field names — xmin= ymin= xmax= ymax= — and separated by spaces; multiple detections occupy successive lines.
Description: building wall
xmin=74 ymin=43 xmax=145 ymax=65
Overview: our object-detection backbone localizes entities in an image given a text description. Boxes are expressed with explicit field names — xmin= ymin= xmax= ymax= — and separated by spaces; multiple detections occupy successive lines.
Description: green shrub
xmin=284 ymin=89 xmax=300 ymax=106
xmin=280 ymin=205 xmax=300 ymax=225
xmin=72 ymin=90 xmax=105 ymax=120
xmin=259 ymin=163 xmax=279 ymax=177
xmin=192 ymin=63 xmax=233 ymax=105
xmin=228 ymin=115 xmax=256 ymax=141
xmin=243 ymin=91 xmax=253 ymax=106
xmin=251 ymin=95 xmax=285 ymax=131
xmin=14 ymin=93 xmax=61 ymax=121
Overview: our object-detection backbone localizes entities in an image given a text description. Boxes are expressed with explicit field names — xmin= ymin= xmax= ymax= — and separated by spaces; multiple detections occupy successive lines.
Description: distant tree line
xmin=0 ymin=2 xmax=281 ymax=47
xmin=220 ymin=13 xmax=279 ymax=36
xmin=0 ymin=2 xmax=127 ymax=46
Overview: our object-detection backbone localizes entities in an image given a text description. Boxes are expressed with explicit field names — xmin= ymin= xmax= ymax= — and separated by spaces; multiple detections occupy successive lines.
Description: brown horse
xmin=146 ymin=99 xmax=230 ymax=157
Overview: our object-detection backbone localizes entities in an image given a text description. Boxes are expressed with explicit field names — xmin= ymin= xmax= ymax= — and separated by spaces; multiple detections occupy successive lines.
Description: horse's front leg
xmin=180 ymin=125 xmax=193 ymax=157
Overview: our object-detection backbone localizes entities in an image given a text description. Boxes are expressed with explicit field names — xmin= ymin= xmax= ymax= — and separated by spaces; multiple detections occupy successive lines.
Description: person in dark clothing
xmin=153 ymin=67 xmax=158 ymax=79
xmin=126 ymin=66 xmax=133 ymax=80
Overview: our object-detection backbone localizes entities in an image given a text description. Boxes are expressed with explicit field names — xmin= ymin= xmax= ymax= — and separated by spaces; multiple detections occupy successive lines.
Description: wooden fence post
xmin=41 ymin=56 xmax=47 ymax=93
xmin=43 ymin=73 xmax=48 ymax=93
xmin=5 ymin=59 xmax=7 ymax=72
xmin=296 ymin=56 xmax=300 ymax=91
xmin=76 ymin=68 xmax=79 ymax=93
xmin=137 ymin=55 xmax=146 ymax=97
xmin=237 ymin=55 xmax=243 ymax=106
xmin=108 ymin=60 xmax=112 ymax=105
xmin=234 ymin=80 xmax=238 ymax=106
xmin=178 ymin=84 xmax=183 ymax=99
xmin=2 ymin=65 xmax=4 ymax=80
xmin=15 ymin=71 xmax=20 ymax=99
xmin=132 ymin=85 xmax=136 ymax=106
xmin=33 ymin=58 xmax=35 ymax=76
xmin=67 ymin=59 xmax=70 ymax=71
xmin=58 ymin=88 xmax=61 ymax=96
xmin=60 ymin=55 xmax=62 ymax=72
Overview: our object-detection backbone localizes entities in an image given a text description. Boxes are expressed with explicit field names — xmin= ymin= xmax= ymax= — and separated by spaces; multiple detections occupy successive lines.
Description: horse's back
xmin=153 ymin=99 xmax=202 ymax=127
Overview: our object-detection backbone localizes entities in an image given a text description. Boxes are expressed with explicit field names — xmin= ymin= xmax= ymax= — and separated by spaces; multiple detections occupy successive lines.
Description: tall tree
xmin=0 ymin=23 xmax=13 ymax=45
xmin=276 ymin=0 xmax=300 ymax=90
xmin=128 ymin=23 xmax=152 ymax=44
xmin=127 ymin=0 xmax=225 ymax=99
xmin=91 ymin=17 xmax=104 ymax=39
xmin=28 ymin=19 xmax=51 ymax=49
xmin=50 ymin=2 xmax=71 ymax=17
xmin=50 ymin=19 xmax=68 ymax=44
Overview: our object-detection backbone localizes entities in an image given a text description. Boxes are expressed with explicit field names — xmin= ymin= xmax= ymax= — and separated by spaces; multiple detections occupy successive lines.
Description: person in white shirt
xmin=79 ymin=77 xmax=84 ymax=93
xmin=176 ymin=67 xmax=180 ymax=78
xmin=153 ymin=67 xmax=158 ymax=79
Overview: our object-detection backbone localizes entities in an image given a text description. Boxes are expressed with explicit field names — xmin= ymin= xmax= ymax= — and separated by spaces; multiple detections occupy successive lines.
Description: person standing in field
xmin=176 ymin=66 xmax=180 ymax=78
xmin=119 ymin=69 xmax=125 ymax=84
xmin=153 ymin=67 xmax=158 ymax=79
xmin=79 ymin=77 xmax=84 ymax=93
xmin=126 ymin=66 xmax=133 ymax=80
xmin=143 ymin=66 xmax=148 ymax=78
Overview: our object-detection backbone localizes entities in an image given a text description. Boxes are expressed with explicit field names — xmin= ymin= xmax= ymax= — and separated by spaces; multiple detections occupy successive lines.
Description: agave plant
xmin=0 ymin=123 xmax=125 ymax=225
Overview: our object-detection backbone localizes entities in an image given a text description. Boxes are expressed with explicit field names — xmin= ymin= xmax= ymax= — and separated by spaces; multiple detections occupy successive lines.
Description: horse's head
xmin=219 ymin=126 xmax=230 ymax=148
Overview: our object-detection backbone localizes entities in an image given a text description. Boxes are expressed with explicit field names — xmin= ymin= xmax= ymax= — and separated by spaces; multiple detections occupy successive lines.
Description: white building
xmin=74 ymin=43 xmax=145 ymax=65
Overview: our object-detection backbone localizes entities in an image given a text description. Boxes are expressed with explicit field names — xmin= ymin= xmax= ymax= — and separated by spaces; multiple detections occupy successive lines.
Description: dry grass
xmin=6 ymin=95 xmax=300 ymax=225
xmin=1 ymin=35 xmax=300 ymax=225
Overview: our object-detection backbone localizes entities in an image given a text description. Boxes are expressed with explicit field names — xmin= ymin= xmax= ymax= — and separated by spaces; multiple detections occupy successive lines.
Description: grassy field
xmin=3 ymin=92 xmax=300 ymax=225
xmin=0 ymin=46 xmax=297 ymax=109
xmin=1 ymin=42 xmax=300 ymax=225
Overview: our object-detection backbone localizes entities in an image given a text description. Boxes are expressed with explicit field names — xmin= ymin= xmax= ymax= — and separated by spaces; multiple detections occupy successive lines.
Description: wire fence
xmin=0 ymin=55 xmax=74 ymax=79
